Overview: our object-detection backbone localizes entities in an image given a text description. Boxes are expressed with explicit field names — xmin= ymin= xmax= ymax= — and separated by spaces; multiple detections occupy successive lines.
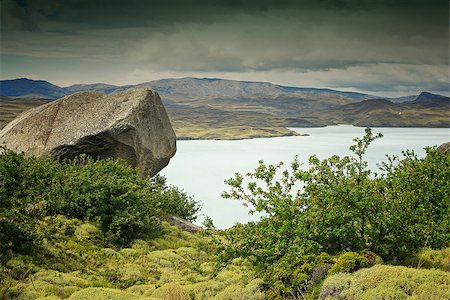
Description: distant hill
xmin=405 ymin=91 xmax=450 ymax=108
xmin=306 ymin=96 xmax=450 ymax=127
xmin=64 ymin=83 xmax=122 ymax=94
xmin=0 ymin=78 xmax=68 ymax=99
xmin=135 ymin=77 xmax=372 ymax=102
xmin=1 ymin=78 xmax=448 ymax=138
xmin=0 ymin=77 xmax=373 ymax=102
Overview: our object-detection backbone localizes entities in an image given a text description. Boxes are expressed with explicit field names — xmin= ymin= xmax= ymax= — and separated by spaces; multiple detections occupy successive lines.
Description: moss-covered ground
xmin=320 ymin=264 xmax=450 ymax=300
xmin=2 ymin=215 xmax=448 ymax=299
xmin=0 ymin=217 xmax=264 ymax=300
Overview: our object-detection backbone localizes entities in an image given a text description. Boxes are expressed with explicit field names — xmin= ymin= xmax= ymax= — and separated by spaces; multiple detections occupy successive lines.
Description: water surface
xmin=161 ymin=125 xmax=449 ymax=228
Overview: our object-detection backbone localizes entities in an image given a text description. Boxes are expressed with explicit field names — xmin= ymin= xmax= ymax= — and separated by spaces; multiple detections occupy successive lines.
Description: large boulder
xmin=438 ymin=142 xmax=450 ymax=155
xmin=0 ymin=88 xmax=176 ymax=177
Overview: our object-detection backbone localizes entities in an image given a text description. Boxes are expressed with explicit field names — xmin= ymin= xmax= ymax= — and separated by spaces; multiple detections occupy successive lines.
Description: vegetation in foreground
xmin=320 ymin=264 xmax=449 ymax=299
xmin=1 ymin=129 xmax=449 ymax=299
xmin=1 ymin=218 xmax=263 ymax=300
xmin=220 ymin=129 xmax=449 ymax=298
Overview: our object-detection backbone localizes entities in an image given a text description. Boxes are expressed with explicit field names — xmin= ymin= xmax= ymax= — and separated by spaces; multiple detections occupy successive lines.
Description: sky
xmin=0 ymin=0 xmax=449 ymax=96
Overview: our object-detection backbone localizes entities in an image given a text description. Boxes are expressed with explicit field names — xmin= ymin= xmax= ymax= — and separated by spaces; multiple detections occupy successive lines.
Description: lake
xmin=160 ymin=125 xmax=449 ymax=229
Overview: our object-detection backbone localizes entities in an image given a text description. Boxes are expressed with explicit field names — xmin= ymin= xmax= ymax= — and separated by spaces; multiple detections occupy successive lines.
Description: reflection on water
xmin=161 ymin=125 xmax=450 ymax=229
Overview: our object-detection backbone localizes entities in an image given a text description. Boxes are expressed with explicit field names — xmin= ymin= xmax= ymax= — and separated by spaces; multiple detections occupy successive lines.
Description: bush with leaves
xmin=149 ymin=175 xmax=200 ymax=222
xmin=263 ymin=253 xmax=333 ymax=299
xmin=376 ymin=148 xmax=450 ymax=260
xmin=328 ymin=252 xmax=369 ymax=275
xmin=221 ymin=128 xmax=449 ymax=296
xmin=0 ymin=148 xmax=200 ymax=253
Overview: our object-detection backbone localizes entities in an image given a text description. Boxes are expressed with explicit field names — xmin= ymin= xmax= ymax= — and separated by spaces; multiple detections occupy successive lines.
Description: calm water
xmin=160 ymin=125 xmax=449 ymax=229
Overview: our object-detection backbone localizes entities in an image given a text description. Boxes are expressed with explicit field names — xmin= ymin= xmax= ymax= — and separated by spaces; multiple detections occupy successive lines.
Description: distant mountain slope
xmin=1 ymin=78 xmax=448 ymax=138
xmin=306 ymin=97 xmax=449 ymax=127
xmin=406 ymin=91 xmax=450 ymax=108
xmin=0 ymin=78 xmax=68 ymax=99
xmin=64 ymin=83 xmax=122 ymax=94
xmin=0 ymin=77 xmax=373 ymax=102
xmin=336 ymin=98 xmax=398 ymax=113
xmin=388 ymin=95 xmax=418 ymax=103
xmin=136 ymin=77 xmax=372 ymax=102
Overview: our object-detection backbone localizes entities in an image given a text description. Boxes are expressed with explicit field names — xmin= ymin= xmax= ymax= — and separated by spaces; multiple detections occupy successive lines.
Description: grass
xmin=1 ymin=215 xmax=449 ymax=299
xmin=174 ymin=124 xmax=300 ymax=140
xmin=69 ymin=287 xmax=147 ymax=300
xmin=320 ymin=264 xmax=450 ymax=300
xmin=405 ymin=247 xmax=450 ymax=272
xmin=0 ymin=217 xmax=264 ymax=300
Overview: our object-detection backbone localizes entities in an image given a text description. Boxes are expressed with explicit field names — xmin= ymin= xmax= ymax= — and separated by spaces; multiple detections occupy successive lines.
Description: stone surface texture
xmin=0 ymin=88 xmax=176 ymax=177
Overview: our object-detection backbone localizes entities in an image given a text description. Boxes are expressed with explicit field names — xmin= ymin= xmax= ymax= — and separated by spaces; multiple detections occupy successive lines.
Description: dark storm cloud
xmin=0 ymin=0 xmax=448 ymax=95
xmin=2 ymin=0 xmax=447 ymax=30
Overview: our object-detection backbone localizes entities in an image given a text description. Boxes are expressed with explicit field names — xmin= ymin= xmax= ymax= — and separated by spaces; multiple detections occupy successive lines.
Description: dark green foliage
xmin=0 ymin=147 xmax=47 ymax=259
xmin=263 ymin=253 xmax=333 ymax=299
xmin=221 ymin=155 xmax=322 ymax=272
xmin=222 ymin=129 xmax=449 ymax=296
xmin=0 ymin=148 xmax=199 ymax=254
xmin=0 ymin=215 xmax=37 ymax=259
xmin=150 ymin=175 xmax=200 ymax=222
xmin=302 ymin=131 xmax=384 ymax=254
xmin=376 ymin=148 xmax=450 ymax=260
xmin=201 ymin=215 xmax=216 ymax=230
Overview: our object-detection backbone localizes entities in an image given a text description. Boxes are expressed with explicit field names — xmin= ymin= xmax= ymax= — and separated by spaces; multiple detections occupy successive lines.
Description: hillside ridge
xmin=1 ymin=78 xmax=448 ymax=139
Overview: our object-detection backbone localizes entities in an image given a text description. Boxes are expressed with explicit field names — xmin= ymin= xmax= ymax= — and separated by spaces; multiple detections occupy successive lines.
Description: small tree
xmin=222 ymin=128 xmax=449 ymax=264
xmin=302 ymin=128 xmax=383 ymax=253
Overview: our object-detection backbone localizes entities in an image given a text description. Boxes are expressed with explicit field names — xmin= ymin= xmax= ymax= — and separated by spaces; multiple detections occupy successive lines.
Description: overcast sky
xmin=1 ymin=0 xmax=448 ymax=96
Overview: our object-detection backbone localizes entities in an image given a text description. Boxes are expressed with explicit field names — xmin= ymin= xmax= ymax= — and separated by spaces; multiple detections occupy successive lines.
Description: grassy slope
xmin=174 ymin=123 xmax=300 ymax=140
xmin=305 ymin=99 xmax=450 ymax=128
xmin=2 ymin=217 xmax=448 ymax=300
xmin=0 ymin=216 xmax=263 ymax=300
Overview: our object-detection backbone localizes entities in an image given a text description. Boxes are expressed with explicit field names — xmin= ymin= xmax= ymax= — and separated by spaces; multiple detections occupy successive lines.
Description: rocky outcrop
xmin=437 ymin=142 xmax=450 ymax=155
xmin=0 ymin=88 xmax=176 ymax=177
xmin=167 ymin=215 xmax=202 ymax=233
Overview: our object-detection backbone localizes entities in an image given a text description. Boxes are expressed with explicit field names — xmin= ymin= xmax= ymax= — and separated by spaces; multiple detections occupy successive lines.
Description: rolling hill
xmin=305 ymin=97 xmax=449 ymax=127
xmin=0 ymin=78 xmax=448 ymax=139
xmin=0 ymin=78 xmax=67 ymax=99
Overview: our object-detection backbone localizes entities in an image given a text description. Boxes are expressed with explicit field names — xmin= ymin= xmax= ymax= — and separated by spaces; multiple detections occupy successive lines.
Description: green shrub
xmin=405 ymin=247 xmax=450 ymax=272
xmin=222 ymin=129 xmax=449 ymax=266
xmin=69 ymin=287 xmax=143 ymax=300
xmin=221 ymin=129 xmax=449 ymax=296
xmin=0 ymin=149 xmax=199 ymax=250
xmin=4 ymin=255 xmax=39 ymax=280
xmin=0 ymin=148 xmax=46 ymax=257
xmin=328 ymin=252 xmax=369 ymax=275
xmin=320 ymin=265 xmax=450 ymax=299
xmin=75 ymin=223 xmax=101 ymax=243
xmin=0 ymin=217 xmax=37 ymax=258
xmin=151 ymin=175 xmax=200 ymax=222
xmin=262 ymin=253 xmax=333 ymax=299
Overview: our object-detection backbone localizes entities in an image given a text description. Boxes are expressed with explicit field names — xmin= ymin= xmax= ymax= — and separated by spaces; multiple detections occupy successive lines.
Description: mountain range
xmin=0 ymin=77 xmax=374 ymax=101
xmin=0 ymin=78 xmax=448 ymax=139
